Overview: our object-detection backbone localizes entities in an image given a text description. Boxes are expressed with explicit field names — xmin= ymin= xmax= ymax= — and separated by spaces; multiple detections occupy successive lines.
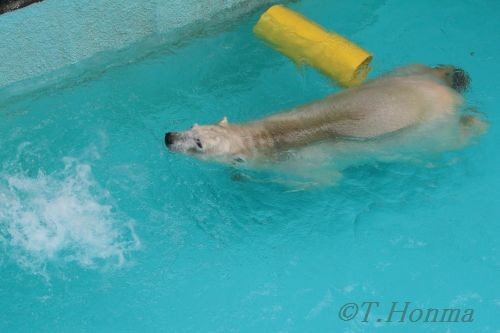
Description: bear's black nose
xmin=165 ymin=132 xmax=174 ymax=146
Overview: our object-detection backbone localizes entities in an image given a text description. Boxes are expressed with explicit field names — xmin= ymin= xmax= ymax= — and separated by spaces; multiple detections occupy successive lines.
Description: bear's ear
xmin=218 ymin=117 xmax=229 ymax=127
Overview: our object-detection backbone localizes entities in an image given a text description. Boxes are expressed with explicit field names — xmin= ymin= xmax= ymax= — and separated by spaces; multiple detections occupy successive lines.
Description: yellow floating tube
xmin=253 ymin=5 xmax=372 ymax=87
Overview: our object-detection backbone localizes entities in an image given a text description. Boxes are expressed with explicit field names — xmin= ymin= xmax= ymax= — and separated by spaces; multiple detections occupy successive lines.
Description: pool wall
xmin=0 ymin=0 xmax=278 ymax=90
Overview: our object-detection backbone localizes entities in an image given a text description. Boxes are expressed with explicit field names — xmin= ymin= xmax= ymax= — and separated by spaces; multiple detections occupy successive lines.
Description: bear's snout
xmin=165 ymin=132 xmax=177 ymax=147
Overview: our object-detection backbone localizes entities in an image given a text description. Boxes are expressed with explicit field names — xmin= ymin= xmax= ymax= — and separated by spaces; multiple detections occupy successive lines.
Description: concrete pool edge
xmin=0 ymin=0 xmax=283 ymax=97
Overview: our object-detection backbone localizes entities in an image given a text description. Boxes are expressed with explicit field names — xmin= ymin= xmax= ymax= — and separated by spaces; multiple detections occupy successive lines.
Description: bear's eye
xmin=233 ymin=157 xmax=245 ymax=163
xmin=195 ymin=139 xmax=203 ymax=149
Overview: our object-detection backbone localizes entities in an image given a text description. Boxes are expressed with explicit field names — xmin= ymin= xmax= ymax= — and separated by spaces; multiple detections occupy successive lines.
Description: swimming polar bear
xmin=165 ymin=64 xmax=487 ymax=183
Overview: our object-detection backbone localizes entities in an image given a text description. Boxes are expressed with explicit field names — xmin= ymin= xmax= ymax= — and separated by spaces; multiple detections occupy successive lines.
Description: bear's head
xmin=165 ymin=117 xmax=246 ymax=163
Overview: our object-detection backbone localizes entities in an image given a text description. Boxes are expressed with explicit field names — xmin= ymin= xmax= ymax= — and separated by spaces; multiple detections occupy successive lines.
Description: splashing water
xmin=0 ymin=157 xmax=140 ymax=272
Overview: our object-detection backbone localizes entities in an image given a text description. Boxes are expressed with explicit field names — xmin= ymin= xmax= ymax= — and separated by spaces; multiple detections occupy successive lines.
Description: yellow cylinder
xmin=253 ymin=5 xmax=372 ymax=87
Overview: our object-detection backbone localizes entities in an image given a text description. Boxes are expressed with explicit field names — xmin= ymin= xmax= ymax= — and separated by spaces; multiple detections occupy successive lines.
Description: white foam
xmin=0 ymin=157 xmax=140 ymax=271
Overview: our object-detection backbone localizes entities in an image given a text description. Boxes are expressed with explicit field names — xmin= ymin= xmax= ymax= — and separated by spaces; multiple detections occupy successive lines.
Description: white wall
xmin=0 ymin=0 xmax=276 ymax=89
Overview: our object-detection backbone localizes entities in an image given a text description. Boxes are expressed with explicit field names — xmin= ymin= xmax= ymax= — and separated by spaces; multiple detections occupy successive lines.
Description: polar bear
xmin=165 ymin=64 xmax=486 ymax=181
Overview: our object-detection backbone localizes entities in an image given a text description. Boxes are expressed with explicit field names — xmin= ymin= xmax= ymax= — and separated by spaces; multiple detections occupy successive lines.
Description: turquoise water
xmin=1 ymin=0 xmax=499 ymax=332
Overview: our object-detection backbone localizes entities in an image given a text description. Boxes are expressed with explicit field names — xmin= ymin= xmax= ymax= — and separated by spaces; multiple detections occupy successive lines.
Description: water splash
xmin=0 ymin=157 xmax=140 ymax=272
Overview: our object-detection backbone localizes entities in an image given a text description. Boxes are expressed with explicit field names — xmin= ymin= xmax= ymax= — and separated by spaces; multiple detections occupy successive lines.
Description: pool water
xmin=1 ymin=0 xmax=499 ymax=332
